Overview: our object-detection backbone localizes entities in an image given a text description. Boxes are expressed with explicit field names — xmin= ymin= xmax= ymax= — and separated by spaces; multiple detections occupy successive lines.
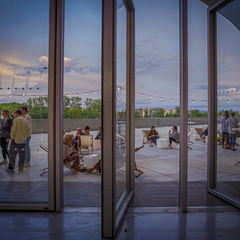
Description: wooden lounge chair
xmin=171 ymin=132 xmax=193 ymax=150
xmin=141 ymin=130 xmax=152 ymax=146
xmin=116 ymin=133 xmax=126 ymax=148
xmin=194 ymin=127 xmax=206 ymax=142
xmin=39 ymin=143 xmax=83 ymax=176
xmin=79 ymin=135 xmax=93 ymax=155
xmin=135 ymin=145 xmax=144 ymax=178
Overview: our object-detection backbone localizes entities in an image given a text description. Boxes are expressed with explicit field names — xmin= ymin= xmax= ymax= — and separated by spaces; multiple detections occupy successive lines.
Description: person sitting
xmin=147 ymin=126 xmax=159 ymax=147
xmin=84 ymin=125 xmax=90 ymax=135
xmin=87 ymin=159 xmax=101 ymax=173
xmin=168 ymin=125 xmax=180 ymax=148
xmin=73 ymin=127 xmax=85 ymax=149
xmin=201 ymin=127 xmax=208 ymax=142
xmin=95 ymin=126 xmax=101 ymax=140
xmin=63 ymin=134 xmax=81 ymax=171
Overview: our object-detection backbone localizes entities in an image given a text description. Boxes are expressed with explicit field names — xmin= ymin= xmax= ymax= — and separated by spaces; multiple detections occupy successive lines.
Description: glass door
xmin=208 ymin=0 xmax=240 ymax=208
xmin=101 ymin=0 xmax=135 ymax=238
xmin=0 ymin=0 xmax=64 ymax=211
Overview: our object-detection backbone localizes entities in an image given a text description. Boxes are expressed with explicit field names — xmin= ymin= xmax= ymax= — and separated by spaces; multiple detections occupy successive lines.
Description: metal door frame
xmin=101 ymin=0 xmax=135 ymax=238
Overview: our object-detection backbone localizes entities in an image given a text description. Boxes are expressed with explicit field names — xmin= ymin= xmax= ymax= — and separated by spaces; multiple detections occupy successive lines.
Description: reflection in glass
xmin=116 ymin=0 xmax=127 ymax=207
xmin=0 ymin=0 xmax=49 ymax=203
xmin=216 ymin=0 xmax=240 ymax=201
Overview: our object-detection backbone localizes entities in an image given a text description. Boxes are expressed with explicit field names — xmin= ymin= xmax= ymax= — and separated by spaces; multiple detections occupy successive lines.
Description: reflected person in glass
xmin=226 ymin=112 xmax=238 ymax=151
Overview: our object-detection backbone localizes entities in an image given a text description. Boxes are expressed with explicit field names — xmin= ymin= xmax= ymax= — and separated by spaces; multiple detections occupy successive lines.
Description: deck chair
xmin=39 ymin=143 xmax=83 ymax=176
xmin=71 ymin=131 xmax=77 ymax=136
xmin=135 ymin=145 xmax=144 ymax=178
xmin=79 ymin=135 xmax=93 ymax=155
xmin=142 ymin=130 xmax=152 ymax=146
xmin=194 ymin=127 xmax=206 ymax=142
xmin=171 ymin=132 xmax=193 ymax=150
xmin=116 ymin=133 xmax=126 ymax=148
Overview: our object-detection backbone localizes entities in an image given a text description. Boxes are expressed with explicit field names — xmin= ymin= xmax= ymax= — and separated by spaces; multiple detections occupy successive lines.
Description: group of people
xmin=63 ymin=125 xmax=101 ymax=173
xmin=0 ymin=107 xmax=32 ymax=172
xmin=221 ymin=111 xmax=239 ymax=151
xmin=147 ymin=125 xmax=180 ymax=148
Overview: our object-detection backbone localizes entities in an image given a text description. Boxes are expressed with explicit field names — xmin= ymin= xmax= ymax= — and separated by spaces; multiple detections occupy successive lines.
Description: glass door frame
xmin=101 ymin=0 xmax=135 ymax=238
xmin=0 ymin=0 xmax=65 ymax=211
xmin=207 ymin=0 xmax=240 ymax=208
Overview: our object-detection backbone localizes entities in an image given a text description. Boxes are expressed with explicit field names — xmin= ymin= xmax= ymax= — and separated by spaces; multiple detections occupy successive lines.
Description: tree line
xmin=0 ymin=96 xmax=101 ymax=119
xmin=0 ymin=98 xmax=239 ymax=119
xmin=135 ymin=106 xmax=240 ymax=118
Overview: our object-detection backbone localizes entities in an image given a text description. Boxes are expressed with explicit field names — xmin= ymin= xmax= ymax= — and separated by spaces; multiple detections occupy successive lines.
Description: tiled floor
xmin=1 ymin=208 xmax=240 ymax=239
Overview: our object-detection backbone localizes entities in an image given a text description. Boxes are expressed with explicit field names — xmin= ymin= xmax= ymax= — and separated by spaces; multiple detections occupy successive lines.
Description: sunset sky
xmin=0 ymin=0 xmax=239 ymax=111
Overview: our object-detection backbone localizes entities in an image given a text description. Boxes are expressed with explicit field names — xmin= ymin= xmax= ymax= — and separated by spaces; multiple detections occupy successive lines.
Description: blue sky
xmin=0 ymin=0 xmax=239 ymax=112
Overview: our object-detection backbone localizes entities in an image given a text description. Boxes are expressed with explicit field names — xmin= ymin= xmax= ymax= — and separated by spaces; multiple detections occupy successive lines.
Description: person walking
xmin=21 ymin=106 xmax=32 ymax=167
xmin=226 ymin=112 xmax=239 ymax=151
xmin=0 ymin=109 xmax=13 ymax=164
xmin=221 ymin=110 xmax=229 ymax=148
xmin=5 ymin=109 xmax=30 ymax=172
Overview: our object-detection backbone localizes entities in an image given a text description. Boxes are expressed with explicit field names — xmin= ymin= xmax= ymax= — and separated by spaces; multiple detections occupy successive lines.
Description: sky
xmin=0 ymin=0 xmax=239 ymax=111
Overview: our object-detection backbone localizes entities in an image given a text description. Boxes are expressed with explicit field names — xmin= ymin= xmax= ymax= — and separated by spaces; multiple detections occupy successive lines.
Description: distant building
xmin=163 ymin=108 xmax=176 ymax=117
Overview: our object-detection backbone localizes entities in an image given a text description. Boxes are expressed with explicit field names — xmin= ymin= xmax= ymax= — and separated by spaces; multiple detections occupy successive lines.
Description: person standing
xmin=221 ymin=110 xmax=229 ymax=148
xmin=21 ymin=106 xmax=32 ymax=167
xmin=5 ymin=109 xmax=30 ymax=172
xmin=226 ymin=112 xmax=239 ymax=151
xmin=0 ymin=109 xmax=13 ymax=164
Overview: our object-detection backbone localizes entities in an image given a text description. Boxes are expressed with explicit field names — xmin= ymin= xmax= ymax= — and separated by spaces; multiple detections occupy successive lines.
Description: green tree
xmin=135 ymin=110 xmax=141 ymax=118
xmin=153 ymin=108 xmax=164 ymax=117
xmin=175 ymin=106 xmax=180 ymax=117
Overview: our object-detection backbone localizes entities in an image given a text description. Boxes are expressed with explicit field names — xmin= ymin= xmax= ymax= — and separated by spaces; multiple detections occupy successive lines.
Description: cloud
xmin=39 ymin=56 xmax=48 ymax=66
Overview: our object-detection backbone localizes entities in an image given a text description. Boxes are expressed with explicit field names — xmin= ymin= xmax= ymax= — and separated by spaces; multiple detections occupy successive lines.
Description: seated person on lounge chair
xmin=201 ymin=127 xmax=208 ymax=142
xmin=168 ymin=125 xmax=180 ymax=148
xmin=84 ymin=125 xmax=90 ymax=135
xmin=147 ymin=126 xmax=159 ymax=147
xmin=73 ymin=127 xmax=85 ymax=149
xmin=63 ymin=134 xmax=81 ymax=171
xmin=95 ymin=126 xmax=101 ymax=140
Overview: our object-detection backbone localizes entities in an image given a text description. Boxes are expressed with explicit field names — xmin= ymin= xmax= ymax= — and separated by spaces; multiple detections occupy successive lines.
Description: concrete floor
xmin=1 ymin=126 xmax=240 ymax=239
xmin=1 ymin=208 xmax=240 ymax=239
xmin=0 ymin=125 xmax=239 ymax=187
xmin=1 ymin=125 xmax=239 ymax=183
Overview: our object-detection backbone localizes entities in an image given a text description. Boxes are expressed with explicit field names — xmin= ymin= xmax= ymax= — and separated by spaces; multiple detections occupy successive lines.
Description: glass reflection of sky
xmin=0 ymin=0 xmax=239 ymax=111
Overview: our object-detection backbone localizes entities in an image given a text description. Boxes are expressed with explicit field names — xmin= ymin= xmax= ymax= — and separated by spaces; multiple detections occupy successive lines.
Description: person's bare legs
xmin=87 ymin=166 xmax=95 ymax=173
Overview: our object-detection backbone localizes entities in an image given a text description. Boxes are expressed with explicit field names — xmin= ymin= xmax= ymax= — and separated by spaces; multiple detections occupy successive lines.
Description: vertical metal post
xmin=207 ymin=7 xmax=217 ymax=190
xmin=179 ymin=0 xmax=188 ymax=212
xmin=126 ymin=7 xmax=135 ymax=190
xmin=101 ymin=0 xmax=116 ymax=238
xmin=48 ymin=0 xmax=65 ymax=212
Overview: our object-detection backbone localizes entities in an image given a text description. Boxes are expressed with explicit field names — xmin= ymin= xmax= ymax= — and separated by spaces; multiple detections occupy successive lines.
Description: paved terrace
xmin=0 ymin=126 xmax=240 ymax=207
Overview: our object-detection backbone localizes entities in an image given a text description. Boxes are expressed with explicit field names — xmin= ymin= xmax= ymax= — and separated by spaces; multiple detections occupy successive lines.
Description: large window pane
xmin=134 ymin=0 xmax=180 ymax=207
xmin=63 ymin=0 xmax=102 ymax=207
xmin=216 ymin=0 xmax=240 ymax=201
xmin=0 ymin=0 xmax=49 ymax=203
